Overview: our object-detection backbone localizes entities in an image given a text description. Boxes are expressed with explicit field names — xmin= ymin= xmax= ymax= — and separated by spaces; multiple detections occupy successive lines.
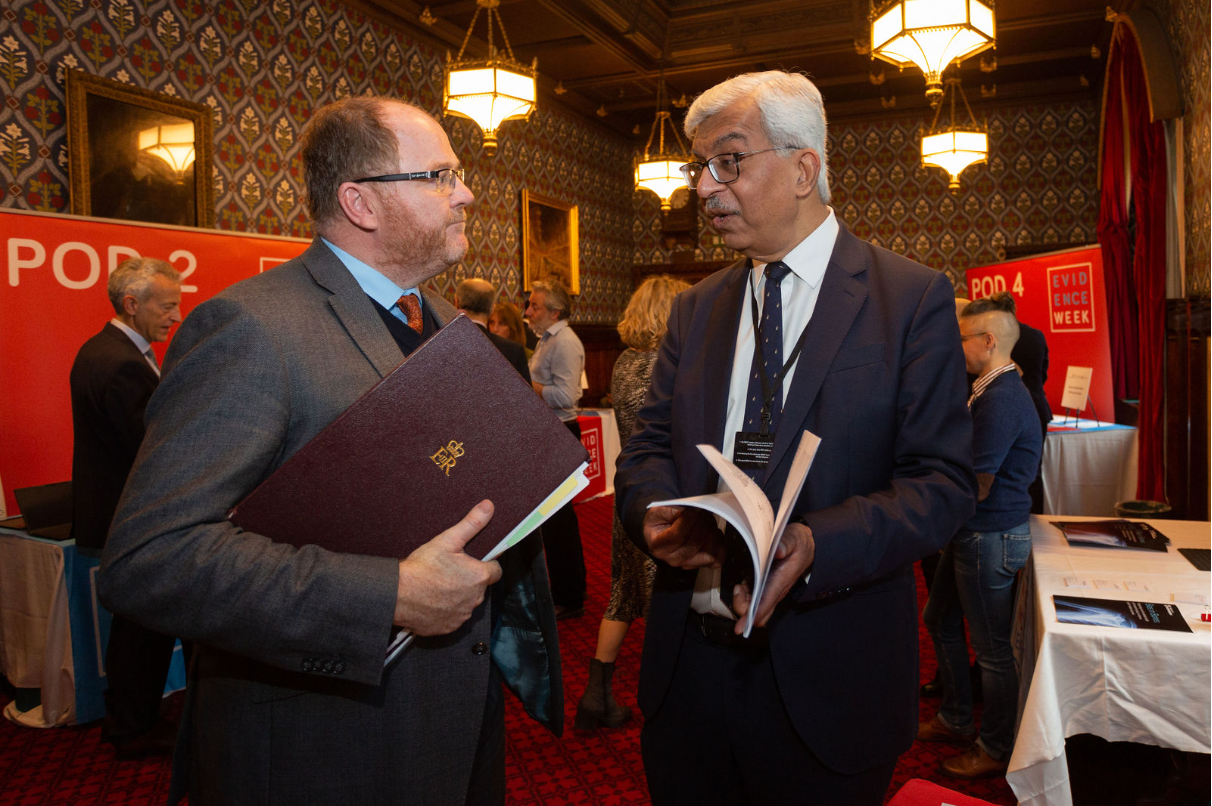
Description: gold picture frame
xmin=66 ymin=70 xmax=214 ymax=227
xmin=521 ymin=189 xmax=578 ymax=294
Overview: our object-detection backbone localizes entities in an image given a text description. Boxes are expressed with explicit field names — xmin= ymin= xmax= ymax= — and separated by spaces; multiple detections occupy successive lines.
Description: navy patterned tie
xmin=740 ymin=261 xmax=791 ymax=474
xmin=721 ymin=261 xmax=791 ymax=613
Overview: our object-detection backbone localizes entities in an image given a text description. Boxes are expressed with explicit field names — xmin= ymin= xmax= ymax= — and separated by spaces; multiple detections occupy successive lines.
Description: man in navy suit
xmin=70 ymin=256 xmax=182 ymax=756
xmin=456 ymin=277 xmax=531 ymax=382
xmin=615 ymin=71 xmax=976 ymax=804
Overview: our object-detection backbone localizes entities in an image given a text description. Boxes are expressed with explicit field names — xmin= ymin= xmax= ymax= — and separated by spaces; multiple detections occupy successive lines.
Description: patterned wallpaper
xmin=0 ymin=0 xmax=636 ymax=323
xmin=2 ymin=0 xmax=1201 ymax=318
xmin=1148 ymin=0 xmax=1210 ymax=297
xmin=634 ymin=102 xmax=1101 ymax=295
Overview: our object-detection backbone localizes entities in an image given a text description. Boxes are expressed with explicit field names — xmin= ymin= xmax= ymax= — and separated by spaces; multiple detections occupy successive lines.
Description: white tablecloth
xmin=0 ymin=532 xmax=75 ymax=727
xmin=1008 ymin=516 xmax=1211 ymax=806
xmin=1040 ymin=418 xmax=1138 ymax=517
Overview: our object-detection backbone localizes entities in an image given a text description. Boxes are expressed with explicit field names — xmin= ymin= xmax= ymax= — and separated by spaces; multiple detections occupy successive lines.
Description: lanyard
xmin=748 ymin=268 xmax=811 ymax=435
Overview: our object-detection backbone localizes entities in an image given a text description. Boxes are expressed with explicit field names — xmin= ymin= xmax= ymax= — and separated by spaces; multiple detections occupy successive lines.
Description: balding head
xmin=456 ymin=278 xmax=497 ymax=321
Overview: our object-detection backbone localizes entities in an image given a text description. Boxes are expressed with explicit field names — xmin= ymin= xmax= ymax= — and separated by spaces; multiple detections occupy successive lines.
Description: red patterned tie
xmin=397 ymin=294 xmax=423 ymax=335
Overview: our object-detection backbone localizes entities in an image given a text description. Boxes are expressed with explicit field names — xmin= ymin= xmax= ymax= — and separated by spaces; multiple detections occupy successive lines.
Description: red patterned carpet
xmin=0 ymin=495 xmax=1015 ymax=805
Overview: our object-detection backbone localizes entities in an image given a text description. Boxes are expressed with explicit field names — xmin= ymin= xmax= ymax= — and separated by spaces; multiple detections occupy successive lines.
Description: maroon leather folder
xmin=228 ymin=314 xmax=588 ymax=560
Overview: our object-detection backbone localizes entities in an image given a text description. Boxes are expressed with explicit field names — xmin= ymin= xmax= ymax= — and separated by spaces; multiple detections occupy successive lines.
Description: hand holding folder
xmin=227 ymin=315 xmax=590 ymax=664
xmin=392 ymin=499 xmax=503 ymax=637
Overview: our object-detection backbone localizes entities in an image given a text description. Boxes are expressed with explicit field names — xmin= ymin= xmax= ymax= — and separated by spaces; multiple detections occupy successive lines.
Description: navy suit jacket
xmin=1012 ymin=321 xmax=1051 ymax=437
xmin=615 ymin=223 xmax=976 ymax=773
xmin=69 ymin=323 xmax=159 ymax=550
xmin=475 ymin=321 xmax=532 ymax=383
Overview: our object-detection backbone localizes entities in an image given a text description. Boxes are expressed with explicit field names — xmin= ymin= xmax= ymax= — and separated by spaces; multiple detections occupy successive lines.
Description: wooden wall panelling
xmin=1163 ymin=296 xmax=1210 ymax=520
xmin=575 ymin=323 xmax=624 ymax=409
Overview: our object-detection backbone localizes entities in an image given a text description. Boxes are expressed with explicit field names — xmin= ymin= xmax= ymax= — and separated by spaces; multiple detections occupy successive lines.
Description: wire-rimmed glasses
xmin=679 ymin=147 xmax=803 ymax=190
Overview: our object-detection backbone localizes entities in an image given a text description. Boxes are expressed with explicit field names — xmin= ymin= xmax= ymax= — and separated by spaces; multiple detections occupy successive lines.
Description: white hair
xmin=107 ymin=257 xmax=180 ymax=315
xmin=684 ymin=70 xmax=831 ymax=203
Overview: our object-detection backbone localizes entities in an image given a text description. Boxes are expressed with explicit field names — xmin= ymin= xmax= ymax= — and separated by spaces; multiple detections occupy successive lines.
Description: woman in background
xmin=574 ymin=274 xmax=690 ymax=730
xmin=488 ymin=300 xmax=531 ymax=359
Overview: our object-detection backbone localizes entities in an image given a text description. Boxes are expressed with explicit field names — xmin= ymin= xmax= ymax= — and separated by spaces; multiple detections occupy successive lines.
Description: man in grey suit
xmin=101 ymin=97 xmax=562 ymax=805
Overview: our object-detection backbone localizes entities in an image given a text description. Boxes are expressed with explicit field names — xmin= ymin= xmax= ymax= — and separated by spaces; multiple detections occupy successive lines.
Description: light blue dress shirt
xmin=321 ymin=237 xmax=420 ymax=323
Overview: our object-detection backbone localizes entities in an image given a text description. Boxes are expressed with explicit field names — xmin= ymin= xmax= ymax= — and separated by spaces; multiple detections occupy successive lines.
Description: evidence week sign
xmin=1 ymin=208 xmax=309 ymax=515
xmin=965 ymin=246 xmax=1115 ymax=421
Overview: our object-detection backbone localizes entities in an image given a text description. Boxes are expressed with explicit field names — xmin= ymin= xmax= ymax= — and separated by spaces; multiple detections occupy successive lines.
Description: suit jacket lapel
xmin=702 ymin=260 xmax=749 ymax=464
xmin=420 ymin=286 xmax=457 ymax=327
xmin=302 ymin=239 xmax=407 ymax=379
xmin=762 ymin=225 xmax=869 ymax=486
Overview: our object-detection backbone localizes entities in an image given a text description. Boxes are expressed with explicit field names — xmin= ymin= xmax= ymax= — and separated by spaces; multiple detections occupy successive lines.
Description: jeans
xmin=923 ymin=523 xmax=1032 ymax=761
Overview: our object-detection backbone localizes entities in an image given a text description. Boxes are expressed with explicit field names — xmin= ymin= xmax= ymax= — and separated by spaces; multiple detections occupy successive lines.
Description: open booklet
xmin=385 ymin=464 xmax=589 ymax=665
xmin=648 ymin=430 xmax=821 ymax=638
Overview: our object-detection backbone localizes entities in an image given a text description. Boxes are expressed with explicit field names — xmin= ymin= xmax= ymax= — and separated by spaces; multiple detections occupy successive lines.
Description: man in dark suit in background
xmin=100 ymin=98 xmax=561 ymax=805
xmin=70 ymin=256 xmax=182 ymax=757
xmin=1011 ymin=317 xmax=1051 ymax=513
xmin=456 ymin=277 xmax=531 ymax=382
xmin=615 ymin=70 xmax=976 ymax=804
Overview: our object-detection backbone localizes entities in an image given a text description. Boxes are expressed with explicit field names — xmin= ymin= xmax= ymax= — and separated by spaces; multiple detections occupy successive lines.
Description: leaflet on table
xmin=1050 ymin=520 xmax=1170 ymax=552
xmin=1053 ymin=595 xmax=1193 ymax=632
xmin=648 ymin=431 xmax=821 ymax=638
xmin=384 ymin=463 xmax=590 ymax=666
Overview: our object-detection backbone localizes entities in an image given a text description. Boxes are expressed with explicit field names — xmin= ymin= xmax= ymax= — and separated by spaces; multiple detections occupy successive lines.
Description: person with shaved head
xmin=919 ymin=291 xmax=1043 ymax=780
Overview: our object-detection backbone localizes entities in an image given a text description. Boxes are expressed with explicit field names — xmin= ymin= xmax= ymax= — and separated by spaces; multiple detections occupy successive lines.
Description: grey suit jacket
xmin=101 ymin=239 xmax=561 ymax=805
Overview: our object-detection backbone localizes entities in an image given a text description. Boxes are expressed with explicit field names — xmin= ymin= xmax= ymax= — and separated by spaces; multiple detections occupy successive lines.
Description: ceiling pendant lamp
xmin=443 ymin=0 xmax=537 ymax=156
xmin=920 ymin=77 xmax=987 ymax=191
xmin=870 ymin=0 xmax=996 ymax=107
xmin=635 ymin=80 xmax=691 ymax=212
xmin=138 ymin=122 xmax=196 ymax=174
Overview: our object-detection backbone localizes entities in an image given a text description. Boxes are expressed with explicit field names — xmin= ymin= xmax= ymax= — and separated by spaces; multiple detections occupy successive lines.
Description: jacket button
xmin=302 ymin=659 xmax=315 ymax=672
xmin=471 ymin=642 xmax=488 ymax=656
xmin=333 ymin=662 xmax=345 ymax=674
xmin=322 ymin=661 xmax=334 ymax=674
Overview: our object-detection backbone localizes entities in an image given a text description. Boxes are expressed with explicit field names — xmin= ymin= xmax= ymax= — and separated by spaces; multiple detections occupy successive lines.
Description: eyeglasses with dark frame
xmin=353 ymin=168 xmax=466 ymax=194
xmin=960 ymin=331 xmax=990 ymax=342
xmin=679 ymin=146 xmax=803 ymax=190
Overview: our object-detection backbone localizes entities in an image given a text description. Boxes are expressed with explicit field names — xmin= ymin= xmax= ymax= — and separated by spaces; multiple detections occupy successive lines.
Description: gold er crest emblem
xmin=430 ymin=440 xmax=465 ymax=476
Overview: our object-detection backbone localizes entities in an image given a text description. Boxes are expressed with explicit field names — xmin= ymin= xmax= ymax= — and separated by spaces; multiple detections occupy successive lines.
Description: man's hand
xmin=642 ymin=506 xmax=725 ymax=570
xmin=531 ymin=381 xmax=545 ymax=396
xmin=731 ymin=522 xmax=815 ymax=632
xmin=393 ymin=500 xmax=502 ymax=635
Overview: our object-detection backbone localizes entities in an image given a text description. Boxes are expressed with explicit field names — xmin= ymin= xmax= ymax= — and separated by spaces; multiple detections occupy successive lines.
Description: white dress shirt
xmin=110 ymin=318 xmax=160 ymax=377
xmin=692 ymin=209 xmax=840 ymax=617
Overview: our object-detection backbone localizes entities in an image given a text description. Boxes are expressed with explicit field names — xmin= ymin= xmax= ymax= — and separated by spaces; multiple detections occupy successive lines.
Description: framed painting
xmin=66 ymin=70 xmax=214 ymax=227
xmin=521 ymin=189 xmax=578 ymax=294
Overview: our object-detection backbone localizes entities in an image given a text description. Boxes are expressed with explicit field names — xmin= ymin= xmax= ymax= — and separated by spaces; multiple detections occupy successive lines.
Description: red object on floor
xmin=888 ymin=778 xmax=999 ymax=806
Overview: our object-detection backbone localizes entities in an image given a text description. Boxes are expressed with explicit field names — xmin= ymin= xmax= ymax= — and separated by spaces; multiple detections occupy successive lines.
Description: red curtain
xmin=1098 ymin=29 xmax=1168 ymax=501
xmin=1097 ymin=40 xmax=1138 ymax=401
xmin=1119 ymin=33 xmax=1168 ymax=501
